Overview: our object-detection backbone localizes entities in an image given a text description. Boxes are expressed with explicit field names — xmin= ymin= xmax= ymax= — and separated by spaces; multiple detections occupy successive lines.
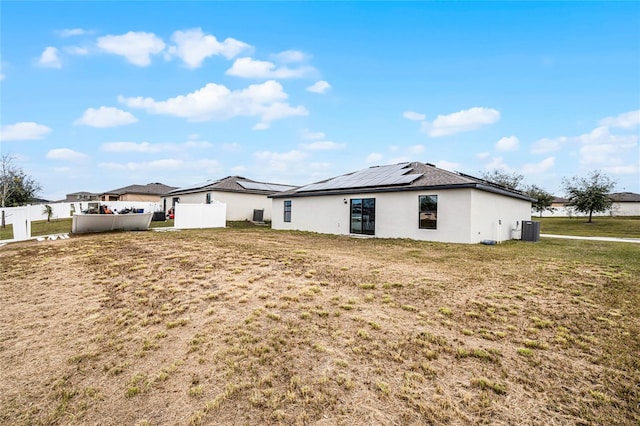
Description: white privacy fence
xmin=534 ymin=205 xmax=638 ymax=217
xmin=174 ymin=202 xmax=226 ymax=230
xmin=1 ymin=201 xmax=163 ymax=225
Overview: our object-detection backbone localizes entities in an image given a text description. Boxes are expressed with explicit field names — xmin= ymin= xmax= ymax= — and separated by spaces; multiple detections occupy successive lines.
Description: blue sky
xmin=1 ymin=1 xmax=638 ymax=200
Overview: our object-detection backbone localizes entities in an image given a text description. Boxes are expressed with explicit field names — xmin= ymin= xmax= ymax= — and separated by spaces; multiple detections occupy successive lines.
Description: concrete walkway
xmin=541 ymin=234 xmax=640 ymax=244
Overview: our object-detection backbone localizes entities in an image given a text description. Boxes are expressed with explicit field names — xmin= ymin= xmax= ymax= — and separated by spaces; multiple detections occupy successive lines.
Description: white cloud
xmin=101 ymin=140 xmax=212 ymax=152
xmin=185 ymin=141 xmax=212 ymax=149
xmin=598 ymin=110 xmax=640 ymax=129
xmin=577 ymin=126 xmax=637 ymax=147
xmin=531 ymin=124 xmax=638 ymax=177
xmin=421 ymin=107 xmax=500 ymax=137
xmin=300 ymin=141 xmax=346 ymax=150
xmin=306 ymin=80 xmax=331 ymax=94
xmin=403 ymin=111 xmax=425 ymax=121
xmin=407 ymin=144 xmax=425 ymax=155
xmin=74 ymin=106 xmax=138 ymax=128
xmin=226 ymin=57 xmax=315 ymax=79
xmin=166 ymin=28 xmax=251 ymax=68
xmin=46 ymin=148 xmax=88 ymax=162
xmin=366 ymin=153 xmax=383 ymax=164
xmin=522 ymin=156 xmax=555 ymax=174
xmin=99 ymin=158 xmax=221 ymax=173
xmin=64 ymin=46 xmax=90 ymax=55
xmin=222 ymin=142 xmax=241 ymax=152
xmin=231 ymin=165 xmax=247 ymax=174
xmin=272 ymin=50 xmax=308 ymax=63
xmin=495 ymin=136 xmax=519 ymax=152
xmin=0 ymin=122 xmax=52 ymax=141
xmin=476 ymin=152 xmax=490 ymax=160
xmin=578 ymin=127 xmax=638 ymax=172
xmin=484 ymin=156 xmax=511 ymax=171
xmin=99 ymin=159 xmax=183 ymax=171
xmin=435 ymin=160 xmax=461 ymax=171
xmin=38 ymin=47 xmax=62 ymax=68
xmin=301 ymin=129 xmax=326 ymax=140
xmin=119 ymin=80 xmax=308 ymax=128
xmin=253 ymin=122 xmax=270 ymax=130
xmin=531 ymin=136 xmax=568 ymax=154
xmin=101 ymin=142 xmax=164 ymax=153
xmin=97 ymin=31 xmax=166 ymax=66
xmin=604 ymin=164 xmax=639 ymax=175
xmin=254 ymin=150 xmax=309 ymax=171
xmin=57 ymin=28 xmax=89 ymax=37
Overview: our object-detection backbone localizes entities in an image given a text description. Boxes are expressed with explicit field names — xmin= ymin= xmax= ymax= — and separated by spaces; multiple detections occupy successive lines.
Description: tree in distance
xmin=480 ymin=169 xmax=525 ymax=191
xmin=562 ymin=170 xmax=616 ymax=223
xmin=526 ymin=185 xmax=555 ymax=217
xmin=1 ymin=154 xmax=42 ymax=228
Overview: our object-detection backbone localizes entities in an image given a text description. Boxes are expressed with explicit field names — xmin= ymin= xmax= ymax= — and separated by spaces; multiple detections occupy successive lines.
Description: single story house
xmin=64 ymin=191 xmax=99 ymax=202
xmin=270 ymin=162 xmax=535 ymax=244
xmin=162 ymin=176 xmax=296 ymax=221
xmin=548 ymin=192 xmax=640 ymax=217
xmin=100 ymin=183 xmax=177 ymax=203
xmin=609 ymin=192 xmax=640 ymax=216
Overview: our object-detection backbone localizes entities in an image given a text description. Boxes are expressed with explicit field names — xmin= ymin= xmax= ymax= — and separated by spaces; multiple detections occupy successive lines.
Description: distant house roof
xmin=609 ymin=192 xmax=640 ymax=202
xmin=271 ymin=162 xmax=535 ymax=202
xmin=552 ymin=196 xmax=569 ymax=204
xmin=68 ymin=191 xmax=98 ymax=197
xmin=165 ymin=176 xmax=297 ymax=197
xmin=102 ymin=182 xmax=177 ymax=196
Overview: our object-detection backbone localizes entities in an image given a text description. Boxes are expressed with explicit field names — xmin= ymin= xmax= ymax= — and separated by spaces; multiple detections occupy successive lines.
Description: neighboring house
xmin=65 ymin=191 xmax=99 ymax=202
xmin=546 ymin=192 xmax=640 ymax=217
xmin=270 ymin=162 xmax=535 ymax=244
xmin=162 ymin=176 xmax=296 ymax=221
xmin=609 ymin=192 xmax=640 ymax=216
xmin=551 ymin=196 xmax=569 ymax=209
xmin=100 ymin=183 xmax=177 ymax=203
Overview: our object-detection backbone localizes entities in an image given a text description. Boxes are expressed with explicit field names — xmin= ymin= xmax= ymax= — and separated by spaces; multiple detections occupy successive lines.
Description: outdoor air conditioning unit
xmin=521 ymin=220 xmax=541 ymax=242
xmin=253 ymin=209 xmax=264 ymax=222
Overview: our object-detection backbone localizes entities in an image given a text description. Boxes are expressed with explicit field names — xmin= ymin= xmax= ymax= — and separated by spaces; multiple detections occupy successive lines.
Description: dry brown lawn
xmin=1 ymin=226 xmax=638 ymax=425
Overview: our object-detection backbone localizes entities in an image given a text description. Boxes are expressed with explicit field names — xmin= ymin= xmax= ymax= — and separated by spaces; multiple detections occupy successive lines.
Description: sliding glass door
xmin=350 ymin=198 xmax=375 ymax=235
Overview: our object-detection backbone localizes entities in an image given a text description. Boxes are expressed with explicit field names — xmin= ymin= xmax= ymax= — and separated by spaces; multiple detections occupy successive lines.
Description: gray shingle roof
xmin=103 ymin=182 xmax=177 ymax=196
xmin=609 ymin=192 xmax=640 ymax=202
xmin=165 ymin=176 xmax=296 ymax=196
xmin=271 ymin=162 xmax=535 ymax=202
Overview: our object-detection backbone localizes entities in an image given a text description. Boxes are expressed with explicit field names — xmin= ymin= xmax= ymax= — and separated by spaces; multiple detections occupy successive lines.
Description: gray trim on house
xmin=269 ymin=162 xmax=536 ymax=202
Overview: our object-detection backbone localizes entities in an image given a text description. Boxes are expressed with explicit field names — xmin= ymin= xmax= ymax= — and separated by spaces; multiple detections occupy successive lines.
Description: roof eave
xmin=270 ymin=183 xmax=535 ymax=202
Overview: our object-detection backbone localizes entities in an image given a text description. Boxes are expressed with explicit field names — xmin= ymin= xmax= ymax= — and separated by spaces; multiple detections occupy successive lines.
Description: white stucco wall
xmin=271 ymin=188 xmax=530 ymax=244
xmin=611 ymin=202 xmax=640 ymax=216
xmin=163 ymin=191 xmax=273 ymax=221
xmin=469 ymin=190 xmax=533 ymax=243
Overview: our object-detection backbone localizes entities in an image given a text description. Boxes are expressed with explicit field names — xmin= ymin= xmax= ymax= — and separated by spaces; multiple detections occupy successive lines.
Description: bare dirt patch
xmin=1 ymin=228 xmax=638 ymax=425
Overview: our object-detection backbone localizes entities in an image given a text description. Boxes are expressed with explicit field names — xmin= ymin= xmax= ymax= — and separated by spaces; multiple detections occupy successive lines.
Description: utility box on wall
xmin=521 ymin=220 xmax=541 ymax=242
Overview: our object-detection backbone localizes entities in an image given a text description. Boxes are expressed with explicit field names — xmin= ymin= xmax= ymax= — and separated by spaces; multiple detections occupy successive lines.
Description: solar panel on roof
xmin=169 ymin=180 xmax=220 ymax=193
xmin=237 ymin=181 xmax=296 ymax=192
xmin=296 ymin=163 xmax=422 ymax=192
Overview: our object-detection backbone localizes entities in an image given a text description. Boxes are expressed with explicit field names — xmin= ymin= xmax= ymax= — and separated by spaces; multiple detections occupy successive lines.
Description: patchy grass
xmin=538 ymin=216 xmax=640 ymax=238
xmin=0 ymin=228 xmax=638 ymax=425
